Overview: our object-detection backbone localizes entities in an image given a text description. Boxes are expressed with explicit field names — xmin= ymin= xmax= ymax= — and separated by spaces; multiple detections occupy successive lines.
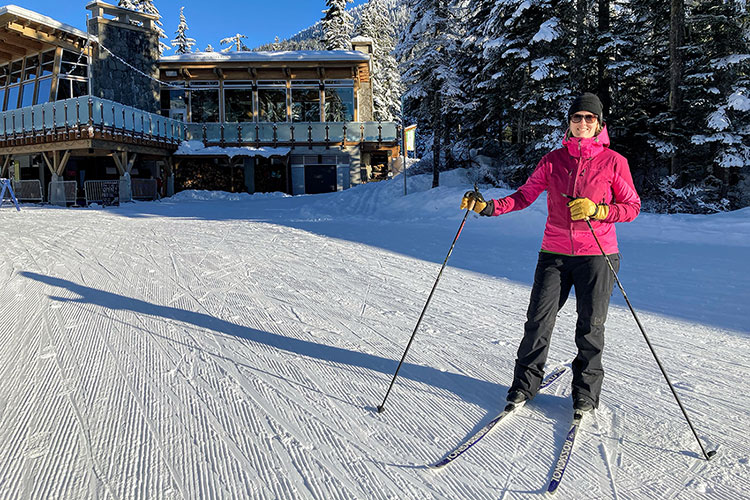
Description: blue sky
xmin=16 ymin=0 xmax=370 ymax=51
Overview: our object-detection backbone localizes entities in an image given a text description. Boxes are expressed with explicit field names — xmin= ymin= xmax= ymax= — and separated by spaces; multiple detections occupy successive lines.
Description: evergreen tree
xmin=480 ymin=0 xmax=576 ymax=176
xmin=117 ymin=0 xmax=138 ymax=9
xmin=357 ymin=0 xmax=402 ymax=122
xmin=680 ymin=0 xmax=750 ymax=211
xmin=117 ymin=0 xmax=169 ymax=54
xmin=136 ymin=0 xmax=170 ymax=54
xmin=323 ymin=0 xmax=354 ymax=50
xmin=220 ymin=34 xmax=250 ymax=52
xmin=398 ymin=0 xmax=462 ymax=187
xmin=171 ymin=7 xmax=196 ymax=55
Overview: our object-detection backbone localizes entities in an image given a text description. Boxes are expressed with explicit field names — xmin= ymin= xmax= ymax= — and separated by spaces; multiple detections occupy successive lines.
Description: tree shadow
xmin=21 ymin=270 xmax=507 ymax=411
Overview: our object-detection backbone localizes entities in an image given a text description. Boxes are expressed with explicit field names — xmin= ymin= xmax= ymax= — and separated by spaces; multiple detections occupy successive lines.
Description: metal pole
xmin=377 ymin=199 xmax=476 ymax=413
xmin=582 ymin=215 xmax=716 ymax=461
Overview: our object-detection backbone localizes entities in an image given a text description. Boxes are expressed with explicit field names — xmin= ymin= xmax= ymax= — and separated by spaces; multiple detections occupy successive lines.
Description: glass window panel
xmin=224 ymin=80 xmax=253 ymax=87
xmin=324 ymin=79 xmax=354 ymax=86
xmin=292 ymin=88 xmax=320 ymax=122
xmin=224 ymin=88 xmax=253 ymax=122
xmin=189 ymin=81 xmax=219 ymax=88
xmin=188 ymin=89 xmax=220 ymax=122
xmin=0 ymin=65 xmax=7 ymax=86
xmin=60 ymin=50 xmax=87 ymax=78
xmin=257 ymin=80 xmax=286 ymax=86
xmin=6 ymin=86 xmax=19 ymax=110
xmin=24 ymin=55 xmax=39 ymax=81
xmin=0 ymin=89 xmax=5 ymax=111
xmin=41 ymin=50 xmax=55 ymax=77
xmin=160 ymin=88 xmax=187 ymax=110
xmin=36 ymin=78 xmax=52 ymax=104
xmin=325 ymin=87 xmax=354 ymax=122
xmin=21 ymin=82 xmax=35 ymax=107
xmin=72 ymin=79 xmax=88 ymax=97
xmin=57 ymin=79 xmax=71 ymax=100
xmin=258 ymin=88 xmax=286 ymax=122
xmin=9 ymin=61 xmax=23 ymax=85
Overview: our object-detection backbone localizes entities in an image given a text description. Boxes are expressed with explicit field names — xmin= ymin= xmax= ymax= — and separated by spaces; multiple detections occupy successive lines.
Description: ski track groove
xmin=2 ymin=208 xmax=747 ymax=499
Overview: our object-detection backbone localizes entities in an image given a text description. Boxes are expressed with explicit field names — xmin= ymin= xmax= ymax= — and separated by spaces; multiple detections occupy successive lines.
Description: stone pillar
xmin=87 ymin=2 xmax=160 ymax=113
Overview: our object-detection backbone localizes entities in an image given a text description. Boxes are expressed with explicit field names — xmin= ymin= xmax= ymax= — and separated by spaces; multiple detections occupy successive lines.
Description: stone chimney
xmin=86 ymin=1 xmax=160 ymax=113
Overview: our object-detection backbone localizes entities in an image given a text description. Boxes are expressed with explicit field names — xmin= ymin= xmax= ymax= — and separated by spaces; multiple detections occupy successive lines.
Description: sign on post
xmin=402 ymin=124 xmax=417 ymax=196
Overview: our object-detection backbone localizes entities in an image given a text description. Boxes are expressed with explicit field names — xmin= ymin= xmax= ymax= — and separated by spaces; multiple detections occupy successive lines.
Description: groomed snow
xmin=1 ymin=169 xmax=748 ymax=499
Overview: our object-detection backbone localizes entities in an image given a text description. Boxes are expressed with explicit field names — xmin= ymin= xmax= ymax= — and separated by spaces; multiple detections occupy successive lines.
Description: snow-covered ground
xmin=1 ymin=169 xmax=748 ymax=499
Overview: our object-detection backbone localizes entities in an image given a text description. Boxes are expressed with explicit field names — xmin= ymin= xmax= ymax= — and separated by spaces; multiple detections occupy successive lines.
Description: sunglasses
xmin=570 ymin=113 xmax=598 ymax=124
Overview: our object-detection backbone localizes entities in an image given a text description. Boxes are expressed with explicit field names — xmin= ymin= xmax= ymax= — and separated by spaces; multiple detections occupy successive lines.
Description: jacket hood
xmin=562 ymin=124 xmax=610 ymax=158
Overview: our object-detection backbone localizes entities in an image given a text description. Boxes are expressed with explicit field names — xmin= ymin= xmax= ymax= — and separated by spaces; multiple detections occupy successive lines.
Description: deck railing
xmin=0 ymin=96 xmax=184 ymax=147
xmin=184 ymin=121 xmax=399 ymax=148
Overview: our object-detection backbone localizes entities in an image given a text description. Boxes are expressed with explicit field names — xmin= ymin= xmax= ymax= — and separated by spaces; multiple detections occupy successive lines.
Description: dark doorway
xmin=255 ymin=157 xmax=288 ymax=193
xmin=304 ymin=164 xmax=337 ymax=194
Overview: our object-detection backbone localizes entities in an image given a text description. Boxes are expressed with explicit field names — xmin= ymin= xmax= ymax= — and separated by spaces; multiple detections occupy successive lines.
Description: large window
xmin=224 ymin=82 xmax=253 ymax=122
xmin=324 ymin=80 xmax=354 ymax=122
xmin=188 ymin=81 xmax=220 ymax=122
xmin=56 ymin=79 xmax=89 ymax=100
xmin=258 ymin=81 xmax=287 ymax=122
xmin=56 ymin=49 xmax=88 ymax=101
xmin=160 ymin=84 xmax=187 ymax=120
xmin=291 ymin=81 xmax=320 ymax=122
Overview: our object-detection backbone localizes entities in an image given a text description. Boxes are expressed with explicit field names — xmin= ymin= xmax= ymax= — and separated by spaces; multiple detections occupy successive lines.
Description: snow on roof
xmin=174 ymin=141 xmax=290 ymax=159
xmin=160 ymin=50 xmax=370 ymax=64
xmin=351 ymin=36 xmax=374 ymax=43
xmin=0 ymin=4 xmax=92 ymax=41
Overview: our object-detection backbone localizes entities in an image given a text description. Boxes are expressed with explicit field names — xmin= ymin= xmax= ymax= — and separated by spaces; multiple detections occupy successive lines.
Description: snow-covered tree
xmin=681 ymin=0 xmax=750 ymax=210
xmin=356 ymin=0 xmax=402 ymax=122
xmin=398 ymin=0 xmax=462 ymax=187
xmin=137 ymin=0 xmax=170 ymax=54
xmin=171 ymin=7 xmax=196 ymax=55
xmin=117 ymin=0 xmax=169 ymax=54
xmin=323 ymin=0 xmax=354 ymax=50
xmin=220 ymin=34 xmax=250 ymax=52
xmin=117 ymin=0 xmax=138 ymax=9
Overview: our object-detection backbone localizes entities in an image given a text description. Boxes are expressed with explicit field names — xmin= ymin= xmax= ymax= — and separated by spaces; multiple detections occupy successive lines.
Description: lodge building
xmin=0 ymin=2 xmax=399 ymax=205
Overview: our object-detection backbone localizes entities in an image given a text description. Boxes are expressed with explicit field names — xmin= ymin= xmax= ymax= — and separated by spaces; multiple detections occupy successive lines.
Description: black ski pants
xmin=510 ymin=251 xmax=619 ymax=407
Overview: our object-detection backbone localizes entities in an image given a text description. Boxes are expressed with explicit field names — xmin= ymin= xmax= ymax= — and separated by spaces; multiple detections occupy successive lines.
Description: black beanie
xmin=569 ymin=93 xmax=603 ymax=122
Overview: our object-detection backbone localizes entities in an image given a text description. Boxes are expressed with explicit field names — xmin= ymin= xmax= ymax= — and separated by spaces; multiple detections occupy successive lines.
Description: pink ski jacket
xmin=487 ymin=126 xmax=640 ymax=255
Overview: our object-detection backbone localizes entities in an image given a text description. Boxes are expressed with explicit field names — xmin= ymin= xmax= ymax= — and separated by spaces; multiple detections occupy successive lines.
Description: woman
xmin=460 ymin=93 xmax=640 ymax=412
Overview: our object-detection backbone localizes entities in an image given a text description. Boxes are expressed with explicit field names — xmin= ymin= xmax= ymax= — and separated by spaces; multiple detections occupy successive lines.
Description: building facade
xmin=0 ymin=1 xmax=399 ymax=205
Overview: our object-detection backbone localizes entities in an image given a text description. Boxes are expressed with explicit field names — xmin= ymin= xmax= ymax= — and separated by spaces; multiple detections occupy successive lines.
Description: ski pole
xmin=565 ymin=194 xmax=717 ymax=460
xmin=376 ymin=190 xmax=478 ymax=413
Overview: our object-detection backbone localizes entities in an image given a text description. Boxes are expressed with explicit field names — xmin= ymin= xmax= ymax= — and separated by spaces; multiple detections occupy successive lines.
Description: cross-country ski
xmin=429 ymin=364 xmax=568 ymax=469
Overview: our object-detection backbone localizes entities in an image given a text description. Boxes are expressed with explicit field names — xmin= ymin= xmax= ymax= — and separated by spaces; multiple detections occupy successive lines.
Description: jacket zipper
xmin=568 ymin=139 xmax=584 ymax=255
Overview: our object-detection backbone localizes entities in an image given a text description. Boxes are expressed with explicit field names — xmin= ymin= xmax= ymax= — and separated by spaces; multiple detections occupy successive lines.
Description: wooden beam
xmin=126 ymin=153 xmax=137 ymax=174
xmin=111 ymin=151 xmax=125 ymax=175
xmin=5 ymin=22 xmax=85 ymax=52
xmin=56 ymin=150 xmax=71 ymax=176
xmin=0 ymin=35 xmax=43 ymax=52
xmin=41 ymin=151 xmax=54 ymax=175
xmin=1 ymin=155 xmax=11 ymax=177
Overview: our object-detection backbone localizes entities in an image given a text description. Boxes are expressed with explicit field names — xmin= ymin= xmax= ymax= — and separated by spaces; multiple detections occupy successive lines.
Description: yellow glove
xmin=460 ymin=190 xmax=489 ymax=214
xmin=567 ymin=197 xmax=609 ymax=221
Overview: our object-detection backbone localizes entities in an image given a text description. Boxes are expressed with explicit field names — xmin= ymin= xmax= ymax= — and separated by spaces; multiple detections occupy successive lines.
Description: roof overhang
xmin=0 ymin=5 xmax=92 ymax=64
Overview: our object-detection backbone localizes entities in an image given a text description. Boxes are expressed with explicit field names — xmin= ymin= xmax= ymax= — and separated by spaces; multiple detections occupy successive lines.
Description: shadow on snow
xmin=21 ymin=270 xmax=509 ymax=413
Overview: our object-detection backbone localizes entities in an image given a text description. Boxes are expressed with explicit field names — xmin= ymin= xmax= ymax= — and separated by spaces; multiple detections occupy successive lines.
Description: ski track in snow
xmin=1 ymin=179 xmax=749 ymax=500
